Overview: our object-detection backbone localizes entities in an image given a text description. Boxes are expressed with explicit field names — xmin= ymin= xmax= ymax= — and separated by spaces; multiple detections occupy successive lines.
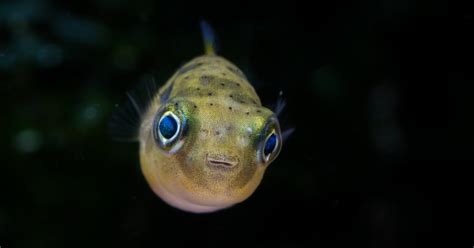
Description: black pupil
xmin=159 ymin=115 xmax=178 ymax=139
xmin=264 ymin=133 xmax=277 ymax=157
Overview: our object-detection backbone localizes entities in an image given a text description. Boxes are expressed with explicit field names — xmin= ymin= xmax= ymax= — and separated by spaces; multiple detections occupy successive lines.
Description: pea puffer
xmin=114 ymin=21 xmax=284 ymax=213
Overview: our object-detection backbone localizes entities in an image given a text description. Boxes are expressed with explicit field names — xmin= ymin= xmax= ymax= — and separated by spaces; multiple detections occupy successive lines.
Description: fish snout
xmin=206 ymin=153 xmax=239 ymax=169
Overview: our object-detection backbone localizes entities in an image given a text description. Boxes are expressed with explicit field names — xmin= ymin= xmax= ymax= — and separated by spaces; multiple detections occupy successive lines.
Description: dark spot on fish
xmin=193 ymin=105 xmax=197 ymax=108
xmin=229 ymin=93 xmax=254 ymax=105
xmin=226 ymin=125 xmax=232 ymax=131
xmin=175 ymin=102 xmax=179 ymax=107
xmin=215 ymin=78 xmax=241 ymax=88
xmin=197 ymin=87 xmax=200 ymax=91
xmin=222 ymin=72 xmax=226 ymax=76
xmin=224 ymin=80 xmax=240 ymax=88
xmin=215 ymin=131 xmax=220 ymax=135
xmin=208 ymin=92 xmax=213 ymax=96
xmin=228 ymin=107 xmax=232 ymax=110
xmin=252 ymin=100 xmax=257 ymax=104
xmin=226 ymin=65 xmax=245 ymax=78
xmin=257 ymin=110 xmax=261 ymax=113
xmin=245 ymin=112 xmax=250 ymax=115
xmin=209 ymin=103 xmax=214 ymax=106
xmin=200 ymin=75 xmax=214 ymax=85
xmin=220 ymin=83 xmax=225 ymax=86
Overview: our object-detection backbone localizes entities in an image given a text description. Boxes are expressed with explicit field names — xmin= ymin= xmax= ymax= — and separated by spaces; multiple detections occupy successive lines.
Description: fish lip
xmin=206 ymin=153 xmax=239 ymax=169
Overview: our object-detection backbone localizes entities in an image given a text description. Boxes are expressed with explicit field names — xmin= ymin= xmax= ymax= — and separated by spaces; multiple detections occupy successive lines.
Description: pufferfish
xmin=111 ymin=21 xmax=289 ymax=213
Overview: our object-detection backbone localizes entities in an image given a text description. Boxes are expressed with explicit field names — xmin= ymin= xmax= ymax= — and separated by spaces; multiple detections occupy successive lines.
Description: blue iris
xmin=264 ymin=133 xmax=277 ymax=157
xmin=159 ymin=115 xmax=178 ymax=139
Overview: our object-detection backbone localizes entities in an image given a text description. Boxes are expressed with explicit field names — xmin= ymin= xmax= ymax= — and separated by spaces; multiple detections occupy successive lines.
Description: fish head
xmin=139 ymin=97 xmax=282 ymax=213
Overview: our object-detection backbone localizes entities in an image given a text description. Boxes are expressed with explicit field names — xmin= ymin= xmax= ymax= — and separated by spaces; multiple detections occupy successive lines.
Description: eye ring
xmin=262 ymin=130 xmax=279 ymax=162
xmin=158 ymin=111 xmax=181 ymax=144
xmin=153 ymin=110 xmax=186 ymax=153
xmin=258 ymin=117 xmax=282 ymax=164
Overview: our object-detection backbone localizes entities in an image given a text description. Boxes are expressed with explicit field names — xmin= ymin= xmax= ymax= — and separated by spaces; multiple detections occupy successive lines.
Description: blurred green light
xmin=14 ymin=129 xmax=42 ymax=153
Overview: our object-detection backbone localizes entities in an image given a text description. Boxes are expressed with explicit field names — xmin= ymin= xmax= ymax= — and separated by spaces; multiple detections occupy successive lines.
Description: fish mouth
xmin=206 ymin=153 xmax=239 ymax=169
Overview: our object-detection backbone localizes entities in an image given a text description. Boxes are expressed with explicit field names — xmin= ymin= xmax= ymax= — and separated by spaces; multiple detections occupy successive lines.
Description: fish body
xmin=117 ymin=22 xmax=284 ymax=213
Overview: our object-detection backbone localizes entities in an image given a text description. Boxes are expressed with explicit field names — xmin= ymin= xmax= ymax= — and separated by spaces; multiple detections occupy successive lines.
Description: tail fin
xmin=200 ymin=20 xmax=217 ymax=55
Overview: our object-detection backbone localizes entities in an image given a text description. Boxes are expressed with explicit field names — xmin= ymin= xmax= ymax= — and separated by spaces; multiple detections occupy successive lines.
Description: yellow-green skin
xmin=139 ymin=55 xmax=282 ymax=213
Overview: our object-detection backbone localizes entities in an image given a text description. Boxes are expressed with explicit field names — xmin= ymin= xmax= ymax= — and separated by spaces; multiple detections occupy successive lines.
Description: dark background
xmin=1 ymin=0 xmax=473 ymax=247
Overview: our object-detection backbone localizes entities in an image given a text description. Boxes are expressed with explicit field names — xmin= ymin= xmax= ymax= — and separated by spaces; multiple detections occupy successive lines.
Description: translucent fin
xmin=282 ymin=128 xmax=295 ymax=142
xmin=275 ymin=90 xmax=287 ymax=117
xmin=108 ymin=77 xmax=159 ymax=142
xmin=271 ymin=90 xmax=294 ymax=142
xmin=200 ymin=20 xmax=218 ymax=55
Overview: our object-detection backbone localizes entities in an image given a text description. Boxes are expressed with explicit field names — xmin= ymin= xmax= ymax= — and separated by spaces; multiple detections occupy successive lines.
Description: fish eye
xmin=153 ymin=110 xmax=185 ymax=153
xmin=260 ymin=129 xmax=281 ymax=163
xmin=264 ymin=133 xmax=278 ymax=157
xmin=159 ymin=113 xmax=179 ymax=139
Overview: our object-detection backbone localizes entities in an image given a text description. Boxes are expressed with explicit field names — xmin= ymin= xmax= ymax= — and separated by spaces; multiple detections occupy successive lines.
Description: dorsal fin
xmin=200 ymin=20 xmax=218 ymax=55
